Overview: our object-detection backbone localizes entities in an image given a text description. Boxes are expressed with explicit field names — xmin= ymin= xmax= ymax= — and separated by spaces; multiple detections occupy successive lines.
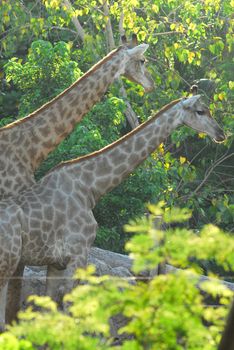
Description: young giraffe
xmin=2 ymin=35 xmax=154 ymax=323
xmin=0 ymin=35 xmax=154 ymax=200
xmin=0 ymin=95 xmax=225 ymax=329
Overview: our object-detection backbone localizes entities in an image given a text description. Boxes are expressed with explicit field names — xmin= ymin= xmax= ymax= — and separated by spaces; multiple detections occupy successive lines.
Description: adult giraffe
xmin=1 ymin=34 xmax=154 ymax=324
xmin=0 ymin=94 xmax=225 ymax=329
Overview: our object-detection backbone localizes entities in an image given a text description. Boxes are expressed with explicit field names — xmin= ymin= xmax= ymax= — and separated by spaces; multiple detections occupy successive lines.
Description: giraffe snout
xmin=214 ymin=129 xmax=226 ymax=143
xmin=144 ymin=84 xmax=155 ymax=93
xmin=144 ymin=73 xmax=155 ymax=92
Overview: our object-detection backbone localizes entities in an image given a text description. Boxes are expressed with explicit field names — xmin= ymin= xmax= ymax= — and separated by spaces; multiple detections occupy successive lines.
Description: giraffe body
xmin=0 ymin=95 xmax=225 ymax=329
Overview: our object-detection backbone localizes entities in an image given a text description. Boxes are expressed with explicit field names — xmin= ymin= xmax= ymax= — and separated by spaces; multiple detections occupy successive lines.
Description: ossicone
xmin=190 ymin=84 xmax=198 ymax=95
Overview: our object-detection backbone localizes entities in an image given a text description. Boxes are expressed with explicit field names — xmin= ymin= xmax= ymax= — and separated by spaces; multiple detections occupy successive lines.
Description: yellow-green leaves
xmin=209 ymin=38 xmax=225 ymax=55
xmin=0 ymin=334 xmax=33 ymax=350
xmin=125 ymin=204 xmax=234 ymax=274
xmin=163 ymin=206 xmax=191 ymax=223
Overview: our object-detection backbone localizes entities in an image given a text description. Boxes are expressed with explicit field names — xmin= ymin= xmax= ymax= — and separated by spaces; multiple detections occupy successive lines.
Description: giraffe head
xmin=120 ymin=34 xmax=155 ymax=92
xmin=180 ymin=95 xmax=226 ymax=143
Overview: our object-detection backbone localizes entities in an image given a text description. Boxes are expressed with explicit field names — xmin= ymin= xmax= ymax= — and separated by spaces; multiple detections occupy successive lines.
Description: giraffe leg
xmin=46 ymin=250 xmax=89 ymax=308
xmin=46 ymin=265 xmax=67 ymax=308
xmin=0 ymin=284 xmax=7 ymax=332
xmin=46 ymin=215 xmax=97 ymax=308
xmin=0 ymin=263 xmax=21 ymax=329
xmin=5 ymin=264 xmax=24 ymax=324
xmin=0 ymin=209 xmax=22 ymax=329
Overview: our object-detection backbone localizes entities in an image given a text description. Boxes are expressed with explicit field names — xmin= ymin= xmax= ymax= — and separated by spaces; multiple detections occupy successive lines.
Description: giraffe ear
xmin=121 ymin=35 xmax=127 ymax=45
xmin=190 ymin=84 xmax=198 ymax=95
xmin=131 ymin=33 xmax=138 ymax=46
xmin=126 ymin=43 xmax=149 ymax=57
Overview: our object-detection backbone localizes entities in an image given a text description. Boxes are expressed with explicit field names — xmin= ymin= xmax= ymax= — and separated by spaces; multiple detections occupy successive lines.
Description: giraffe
xmin=0 ymin=35 xmax=154 ymax=200
xmin=2 ymin=35 xmax=154 ymax=322
xmin=0 ymin=95 xmax=225 ymax=330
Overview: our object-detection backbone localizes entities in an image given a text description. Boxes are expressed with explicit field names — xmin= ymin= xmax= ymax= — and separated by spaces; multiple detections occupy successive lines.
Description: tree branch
xmin=62 ymin=0 xmax=85 ymax=42
xmin=102 ymin=1 xmax=139 ymax=129
xmin=179 ymin=152 xmax=234 ymax=201
xmin=118 ymin=5 xmax=125 ymax=39
xmin=103 ymin=0 xmax=115 ymax=51
xmin=119 ymin=81 xmax=140 ymax=129
xmin=49 ymin=26 xmax=78 ymax=36
xmin=190 ymin=152 xmax=234 ymax=197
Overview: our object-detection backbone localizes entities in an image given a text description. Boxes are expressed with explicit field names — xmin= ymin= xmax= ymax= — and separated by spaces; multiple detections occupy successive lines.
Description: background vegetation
xmin=0 ymin=0 xmax=233 ymax=261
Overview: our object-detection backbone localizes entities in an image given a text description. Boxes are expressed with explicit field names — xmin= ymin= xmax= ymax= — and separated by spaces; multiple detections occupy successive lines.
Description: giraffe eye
xmin=196 ymin=110 xmax=205 ymax=115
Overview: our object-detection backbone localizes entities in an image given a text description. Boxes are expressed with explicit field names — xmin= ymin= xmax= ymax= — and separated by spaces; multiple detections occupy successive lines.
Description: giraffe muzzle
xmin=213 ymin=130 xmax=226 ymax=143
xmin=144 ymin=84 xmax=155 ymax=93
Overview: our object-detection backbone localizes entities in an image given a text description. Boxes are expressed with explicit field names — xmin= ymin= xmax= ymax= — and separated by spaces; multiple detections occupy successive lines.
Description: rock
xmin=88 ymin=256 xmax=113 ymax=276
xmin=21 ymin=247 xmax=234 ymax=306
xmin=21 ymin=247 xmax=133 ymax=304
xmin=89 ymin=247 xmax=133 ymax=270
xmin=163 ymin=264 xmax=234 ymax=291
xmin=111 ymin=266 xmax=133 ymax=278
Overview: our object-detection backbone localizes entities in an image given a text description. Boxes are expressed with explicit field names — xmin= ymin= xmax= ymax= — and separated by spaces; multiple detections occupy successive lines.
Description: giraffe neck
xmin=1 ymin=47 xmax=126 ymax=171
xmin=51 ymin=99 xmax=183 ymax=208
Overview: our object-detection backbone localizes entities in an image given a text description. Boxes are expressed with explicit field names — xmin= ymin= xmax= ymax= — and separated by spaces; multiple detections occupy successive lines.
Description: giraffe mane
xmin=0 ymin=46 xmax=124 ymax=132
xmin=49 ymin=98 xmax=183 ymax=174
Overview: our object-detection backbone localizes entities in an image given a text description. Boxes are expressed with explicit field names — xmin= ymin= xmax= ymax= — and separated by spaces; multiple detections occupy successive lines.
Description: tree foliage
xmin=4 ymin=40 xmax=81 ymax=116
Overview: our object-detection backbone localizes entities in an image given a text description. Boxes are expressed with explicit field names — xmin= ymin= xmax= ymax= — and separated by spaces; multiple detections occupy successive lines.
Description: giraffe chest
xmin=20 ymin=226 xmax=70 ymax=267
xmin=19 ymin=198 xmax=97 ymax=267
